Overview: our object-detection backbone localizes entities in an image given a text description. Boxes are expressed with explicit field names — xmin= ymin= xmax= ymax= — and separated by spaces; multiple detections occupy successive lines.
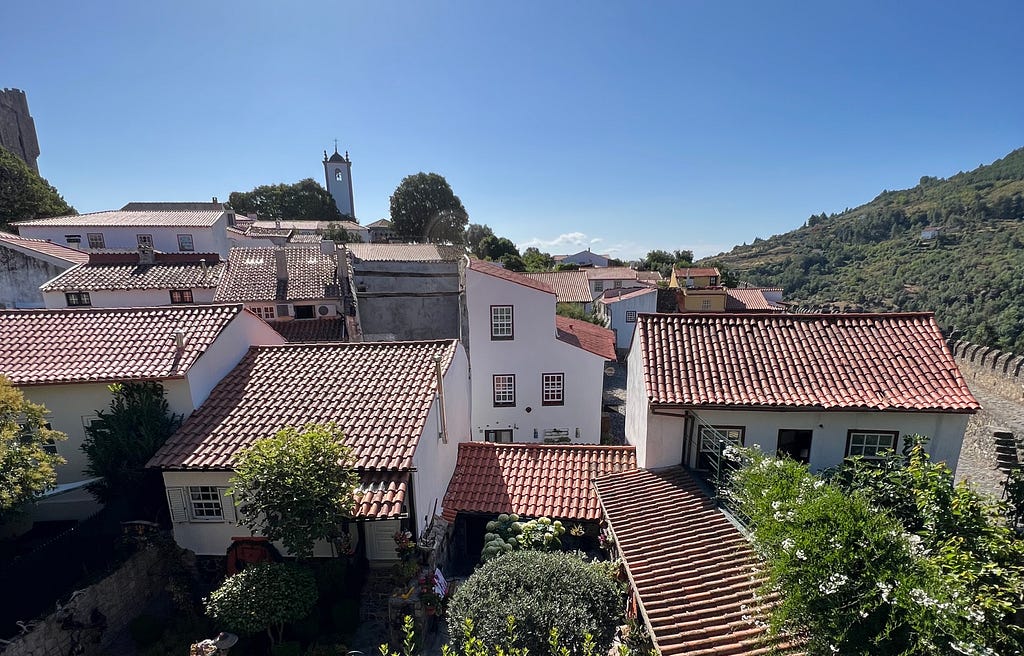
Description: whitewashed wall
xmin=19 ymin=217 xmax=229 ymax=258
xmin=42 ymin=287 xmax=218 ymax=309
xmin=599 ymin=291 xmax=657 ymax=350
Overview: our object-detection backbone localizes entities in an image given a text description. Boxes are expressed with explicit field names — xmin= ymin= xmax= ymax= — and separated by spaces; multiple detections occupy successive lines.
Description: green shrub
xmin=204 ymin=563 xmax=317 ymax=645
xmin=447 ymin=550 xmax=622 ymax=656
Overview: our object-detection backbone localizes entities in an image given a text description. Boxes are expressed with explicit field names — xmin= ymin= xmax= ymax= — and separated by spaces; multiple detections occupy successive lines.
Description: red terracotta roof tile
xmin=357 ymin=470 xmax=408 ymax=519
xmin=268 ymin=317 xmax=347 ymax=342
xmin=521 ymin=270 xmax=592 ymax=303
xmin=636 ymin=313 xmax=979 ymax=412
xmin=214 ymin=247 xmax=339 ymax=302
xmin=0 ymin=231 xmax=89 ymax=265
xmin=467 ymin=258 xmax=555 ymax=294
xmin=14 ymin=209 xmax=225 ymax=227
xmin=347 ymin=243 xmax=464 ymax=262
xmin=0 ymin=305 xmax=245 ymax=386
xmin=585 ymin=266 xmax=644 ymax=281
xmin=598 ymin=286 xmax=658 ymax=304
xmin=147 ymin=340 xmax=459 ymax=471
xmin=595 ymin=468 xmax=774 ymax=656
xmin=724 ymin=288 xmax=785 ymax=312
xmin=674 ymin=267 xmax=722 ymax=279
xmin=41 ymin=258 xmax=225 ymax=292
xmin=555 ymin=315 xmax=617 ymax=360
xmin=441 ymin=442 xmax=636 ymax=522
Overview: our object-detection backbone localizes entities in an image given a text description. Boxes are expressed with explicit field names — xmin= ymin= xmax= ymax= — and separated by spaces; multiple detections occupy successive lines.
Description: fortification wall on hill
xmin=951 ymin=340 xmax=1024 ymax=404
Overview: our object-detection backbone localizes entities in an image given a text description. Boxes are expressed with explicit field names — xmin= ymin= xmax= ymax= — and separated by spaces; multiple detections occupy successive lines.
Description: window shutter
xmin=166 ymin=487 xmax=188 ymax=523
xmin=219 ymin=487 xmax=236 ymax=523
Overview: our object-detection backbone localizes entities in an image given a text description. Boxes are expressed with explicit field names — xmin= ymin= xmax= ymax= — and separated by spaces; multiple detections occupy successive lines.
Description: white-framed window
xmin=251 ymin=305 xmax=276 ymax=320
xmin=484 ymin=429 xmax=513 ymax=444
xmin=177 ymin=234 xmax=195 ymax=251
xmin=493 ymin=374 xmax=515 ymax=407
xmin=594 ymin=280 xmax=604 ymax=293
xmin=19 ymin=420 xmax=57 ymax=454
xmin=846 ymin=431 xmax=898 ymax=459
xmin=542 ymin=373 xmax=564 ymax=406
xmin=87 ymin=233 xmax=105 ymax=249
xmin=169 ymin=289 xmax=194 ymax=304
xmin=709 ymin=276 xmax=719 ymax=286
xmin=697 ymin=425 xmax=745 ymax=470
xmin=65 ymin=291 xmax=91 ymax=307
xmin=137 ymin=234 xmax=154 ymax=247
xmin=625 ymin=310 xmax=637 ymax=323
xmin=188 ymin=486 xmax=224 ymax=520
xmin=490 ymin=305 xmax=513 ymax=340
xmin=700 ymin=299 xmax=712 ymax=311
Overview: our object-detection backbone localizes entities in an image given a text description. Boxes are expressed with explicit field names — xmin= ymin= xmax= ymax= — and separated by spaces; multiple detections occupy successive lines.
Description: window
xmin=188 ymin=486 xmax=223 ymax=520
xmin=252 ymin=305 xmax=276 ymax=320
xmin=700 ymin=299 xmax=712 ymax=311
xmin=625 ymin=310 xmax=637 ymax=323
xmin=335 ymin=169 xmax=344 ymax=181
xmin=169 ymin=289 xmax=194 ymax=304
xmin=137 ymin=234 xmax=153 ymax=247
xmin=709 ymin=276 xmax=719 ymax=286
xmin=614 ymin=280 xmax=622 ymax=289
xmin=294 ymin=304 xmax=315 ymax=319
xmin=846 ymin=431 xmax=898 ymax=459
xmin=697 ymin=426 xmax=745 ymax=470
xmin=490 ymin=305 xmax=513 ymax=340
xmin=177 ymin=234 xmax=195 ymax=251
xmin=542 ymin=373 xmax=564 ymax=406
xmin=65 ymin=292 xmax=91 ymax=307
xmin=594 ymin=280 xmax=604 ymax=293
xmin=65 ymin=234 xmax=81 ymax=246
xmin=19 ymin=420 xmax=57 ymax=454
xmin=492 ymin=374 xmax=516 ymax=407
xmin=484 ymin=429 xmax=513 ymax=444
xmin=87 ymin=233 xmax=105 ymax=249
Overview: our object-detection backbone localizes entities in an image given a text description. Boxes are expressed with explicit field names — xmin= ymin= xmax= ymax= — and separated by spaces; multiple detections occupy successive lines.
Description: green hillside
xmin=708 ymin=147 xmax=1024 ymax=352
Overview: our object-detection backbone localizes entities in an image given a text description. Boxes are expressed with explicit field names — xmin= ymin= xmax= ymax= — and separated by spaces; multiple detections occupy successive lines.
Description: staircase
xmin=993 ymin=430 xmax=1020 ymax=474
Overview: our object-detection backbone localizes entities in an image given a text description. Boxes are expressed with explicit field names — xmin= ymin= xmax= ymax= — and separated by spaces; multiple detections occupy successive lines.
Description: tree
xmin=478 ymin=236 xmax=520 ymax=261
xmin=466 ymin=223 xmax=495 ymax=257
xmin=0 ymin=376 xmax=66 ymax=522
xmin=498 ymin=254 xmax=526 ymax=271
xmin=389 ymin=172 xmax=468 ymax=244
xmin=446 ymin=551 xmax=623 ymax=656
xmin=82 ymin=381 xmax=182 ymax=516
xmin=204 ymin=563 xmax=317 ymax=645
xmin=556 ymin=303 xmax=605 ymax=326
xmin=228 ymin=178 xmax=344 ymax=221
xmin=0 ymin=145 xmax=75 ymax=227
xmin=324 ymin=222 xmax=362 ymax=243
xmin=229 ymin=423 xmax=359 ymax=558
xmin=522 ymin=247 xmax=555 ymax=272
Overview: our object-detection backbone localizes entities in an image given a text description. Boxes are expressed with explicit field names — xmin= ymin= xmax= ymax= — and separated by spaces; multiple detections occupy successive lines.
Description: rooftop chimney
xmin=138 ymin=244 xmax=155 ymax=264
xmin=174 ymin=330 xmax=185 ymax=351
xmin=200 ymin=257 xmax=208 ymax=278
xmin=275 ymin=249 xmax=288 ymax=282
xmin=212 ymin=196 xmax=218 ymax=204
xmin=320 ymin=239 xmax=335 ymax=256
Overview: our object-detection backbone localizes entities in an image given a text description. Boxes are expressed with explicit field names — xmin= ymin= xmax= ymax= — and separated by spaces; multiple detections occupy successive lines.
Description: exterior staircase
xmin=994 ymin=430 xmax=1020 ymax=474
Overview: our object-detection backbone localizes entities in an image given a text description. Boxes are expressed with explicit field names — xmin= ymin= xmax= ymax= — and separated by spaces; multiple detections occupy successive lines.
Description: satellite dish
xmin=604 ymin=366 xmax=616 ymax=376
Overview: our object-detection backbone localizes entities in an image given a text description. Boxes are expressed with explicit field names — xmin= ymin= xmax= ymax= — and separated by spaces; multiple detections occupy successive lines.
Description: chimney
xmin=320 ymin=239 xmax=334 ymax=256
xmin=275 ymin=249 xmax=288 ymax=282
xmin=138 ymin=244 xmax=155 ymax=264
xmin=200 ymin=258 xmax=208 ymax=277
xmin=174 ymin=330 xmax=185 ymax=351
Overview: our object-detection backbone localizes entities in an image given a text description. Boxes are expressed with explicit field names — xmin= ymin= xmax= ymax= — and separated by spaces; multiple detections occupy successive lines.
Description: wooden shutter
xmin=219 ymin=487 xmax=237 ymax=523
xmin=166 ymin=487 xmax=188 ymax=523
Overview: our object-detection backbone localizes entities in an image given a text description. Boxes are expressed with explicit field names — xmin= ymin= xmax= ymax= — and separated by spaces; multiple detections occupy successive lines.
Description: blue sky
xmin=4 ymin=1 xmax=1022 ymax=260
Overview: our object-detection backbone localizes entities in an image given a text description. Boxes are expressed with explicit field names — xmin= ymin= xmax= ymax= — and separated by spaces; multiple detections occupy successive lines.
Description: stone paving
xmin=956 ymin=383 xmax=1024 ymax=499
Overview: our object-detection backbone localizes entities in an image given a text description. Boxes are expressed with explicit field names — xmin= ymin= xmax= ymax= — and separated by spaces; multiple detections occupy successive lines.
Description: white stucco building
xmin=0 ymin=305 xmax=284 ymax=521
xmin=465 ymin=258 xmax=616 ymax=445
xmin=595 ymin=286 xmax=658 ymax=351
xmin=0 ymin=231 xmax=88 ymax=309
xmin=148 ymin=339 xmax=471 ymax=560
xmin=625 ymin=312 xmax=979 ymax=474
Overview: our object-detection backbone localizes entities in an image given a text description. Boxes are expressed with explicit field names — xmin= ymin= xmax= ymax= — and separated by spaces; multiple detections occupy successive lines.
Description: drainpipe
xmin=434 ymin=354 xmax=448 ymax=444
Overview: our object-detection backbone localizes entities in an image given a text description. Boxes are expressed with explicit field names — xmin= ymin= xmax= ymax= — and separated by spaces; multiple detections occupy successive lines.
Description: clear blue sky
xmin=4 ymin=1 xmax=1022 ymax=260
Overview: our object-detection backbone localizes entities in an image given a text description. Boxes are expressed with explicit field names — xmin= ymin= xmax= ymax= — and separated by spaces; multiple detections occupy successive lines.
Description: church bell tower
xmin=323 ymin=144 xmax=355 ymax=219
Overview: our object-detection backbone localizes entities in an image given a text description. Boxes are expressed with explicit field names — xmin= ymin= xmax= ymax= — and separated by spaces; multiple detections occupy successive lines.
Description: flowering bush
xmin=394 ymin=530 xmax=417 ymax=560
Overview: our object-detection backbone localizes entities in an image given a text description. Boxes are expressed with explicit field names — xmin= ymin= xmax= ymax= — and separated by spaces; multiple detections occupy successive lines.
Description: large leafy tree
xmin=465 ymin=223 xmax=495 ymax=257
xmin=229 ymin=423 xmax=358 ymax=559
xmin=522 ymin=247 xmax=555 ymax=272
xmin=0 ymin=145 xmax=75 ymax=228
xmin=0 ymin=376 xmax=66 ymax=522
xmin=82 ymin=382 xmax=182 ymax=516
xmin=228 ymin=178 xmax=345 ymax=221
xmin=389 ymin=172 xmax=469 ymax=244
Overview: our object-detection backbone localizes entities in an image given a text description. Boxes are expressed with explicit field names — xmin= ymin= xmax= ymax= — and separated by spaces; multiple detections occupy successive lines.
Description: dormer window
xmin=65 ymin=292 xmax=91 ymax=307
xmin=709 ymin=276 xmax=718 ymax=286
xmin=490 ymin=305 xmax=513 ymax=340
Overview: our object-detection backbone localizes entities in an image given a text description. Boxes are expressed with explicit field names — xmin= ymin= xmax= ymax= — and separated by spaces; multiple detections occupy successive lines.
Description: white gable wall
xmin=19 ymin=216 xmax=229 ymax=258
xmin=598 ymin=292 xmax=657 ymax=350
xmin=42 ymin=287 xmax=219 ymax=309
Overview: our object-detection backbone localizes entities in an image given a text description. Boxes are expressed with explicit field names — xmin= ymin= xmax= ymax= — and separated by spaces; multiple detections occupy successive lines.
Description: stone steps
xmin=993 ymin=430 xmax=1020 ymax=473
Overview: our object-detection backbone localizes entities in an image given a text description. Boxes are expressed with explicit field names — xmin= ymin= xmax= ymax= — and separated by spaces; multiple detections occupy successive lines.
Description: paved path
xmin=956 ymin=383 xmax=1024 ymax=499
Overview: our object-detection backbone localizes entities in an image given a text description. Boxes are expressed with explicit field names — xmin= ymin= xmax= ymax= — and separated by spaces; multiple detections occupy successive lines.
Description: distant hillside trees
xmin=390 ymin=172 xmax=468 ymax=244
xmin=228 ymin=178 xmax=345 ymax=221
xmin=0 ymin=145 xmax=75 ymax=228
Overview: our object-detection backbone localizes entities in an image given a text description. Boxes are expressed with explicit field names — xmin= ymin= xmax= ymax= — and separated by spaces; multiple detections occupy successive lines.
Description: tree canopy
xmin=229 ymin=423 xmax=358 ymax=558
xmin=204 ymin=563 xmax=317 ymax=645
xmin=389 ymin=172 xmax=468 ymax=244
xmin=228 ymin=178 xmax=345 ymax=221
xmin=0 ymin=145 xmax=75 ymax=228
xmin=466 ymin=223 xmax=495 ymax=257
xmin=0 ymin=376 xmax=66 ymax=522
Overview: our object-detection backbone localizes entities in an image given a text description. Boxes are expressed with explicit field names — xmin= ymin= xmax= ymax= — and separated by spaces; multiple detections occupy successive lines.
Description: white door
xmin=365 ymin=519 xmax=401 ymax=561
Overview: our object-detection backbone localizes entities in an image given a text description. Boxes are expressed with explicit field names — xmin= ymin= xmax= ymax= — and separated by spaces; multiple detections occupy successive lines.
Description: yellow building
xmin=668 ymin=267 xmax=721 ymax=289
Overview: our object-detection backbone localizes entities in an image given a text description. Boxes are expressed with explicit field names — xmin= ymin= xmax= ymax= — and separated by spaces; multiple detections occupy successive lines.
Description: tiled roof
xmin=441 ymin=442 xmax=636 ymax=522
xmin=724 ymin=288 xmax=785 ymax=312
xmin=585 ymin=267 xmax=641 ymax=281
xmin=120 ymin=202 xmax=226 ymax=212
xmin=41 ymin=259 xmax=225 ymax=292
xmin=0 ymin=305 xmax=244 ymax=386
xmin=366 ymin=219 xmax=393 ymax=229
xmin=269 ymin=317 xmax=346 ymax=342
xmin=248 ymin=225 xmax=292 ymax=238
xmin=555 ymin=315 xmax=617 ymax=360
xmin=521 ymin=271 xmax=592 ymax=303
xmin=357 ymin=471 xmax=407 ymax=519
xmin=595 ymin=467 xmax=776 ymax=656
xmin=0 ymin=231 xmax=89 ymax=265
xmin=598 ymin=286 xmax=658 ymax=304
xmin=637 ymin=270 xmax=663 ymax=282
xmin=147 ymin=340 xmax=459 ymax=471
xmin=214 ymin=247 xmax=339 ymax=302
xmin=674 ymin=267 xmax=721 ymax=279
xmin=347 ymin=243 xmax=464 ymax=262
xmin=250 ymin=220 xmax=362 ymax=232
xmin=467 ymin=258 xmax=555 ymax=294
xmin=637 ymin=313 xmax=979 ymax=412
xmin=14 ymin=210 xmax=225 ymax=228
xmin=288 ymin=233 xmax=324 ymax=244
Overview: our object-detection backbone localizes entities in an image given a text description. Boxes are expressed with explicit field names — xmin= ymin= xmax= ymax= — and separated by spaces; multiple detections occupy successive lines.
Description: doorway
xmin=777 ymin=429 xmax=812 ymax=464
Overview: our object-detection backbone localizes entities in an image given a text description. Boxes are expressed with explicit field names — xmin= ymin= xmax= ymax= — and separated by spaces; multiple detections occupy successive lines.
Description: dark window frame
xmin=65 ymin=291 xmax=92 ymax=307
xmin=86 ymin=233 xmax=105 ymax=249
xmin=696 ymin=425 xmax=745 ymax=471
xmin=484 ymin=429 xmax=513 ymax=444
xmin=845 ymin=430 xmax=899 ymax=460
xmin=169 ymin=289 xmax=194 ymax=304
xmin=177 ymin=233 xmax=195 ymax=251
xmin=137 ymin=234 xmax=154 ymax=247
xmin=625 ymin=310 xmax=637 ymax=323
xmin=541 ymin=372 xmax=565 ymax=406
xmin=492 ymin=374 xmax=516 ymax=407
xmin=490 ymin=305 xmax=514 ymax=340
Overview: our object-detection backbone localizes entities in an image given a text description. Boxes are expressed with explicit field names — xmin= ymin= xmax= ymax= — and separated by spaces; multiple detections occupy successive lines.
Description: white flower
xmin=813 ymin=479 xmax=825 ymax=489
xmin=771 ymin=501 xmax=783 ymax=510
xmin=781 ymin=538 xmax=795 ymax=552
xmin=877 ymin=581 xmax=893 ymax=602
xmin=795 ymin=549 xmax=807 ymax=561
xmin=818 ymin=572 xmax=848 ymax=595
xmin=909 ymin=588 xmax=937 ymax=607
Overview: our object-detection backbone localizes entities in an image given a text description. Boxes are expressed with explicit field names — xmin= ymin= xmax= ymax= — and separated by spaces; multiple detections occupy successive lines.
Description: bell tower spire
xmin=323 ymin=142 xmax=355 ymax=220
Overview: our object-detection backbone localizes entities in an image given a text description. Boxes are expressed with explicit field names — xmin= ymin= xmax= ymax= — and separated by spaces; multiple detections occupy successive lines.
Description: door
xmin=777 ymin=429 xmax=812 ymax=464
xmin=364 ymin=519 xmax=401 ymax=561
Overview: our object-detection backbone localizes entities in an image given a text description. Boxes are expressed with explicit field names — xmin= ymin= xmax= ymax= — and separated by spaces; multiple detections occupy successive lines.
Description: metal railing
xmin=688 ymin=413 xmax=750 ymax=527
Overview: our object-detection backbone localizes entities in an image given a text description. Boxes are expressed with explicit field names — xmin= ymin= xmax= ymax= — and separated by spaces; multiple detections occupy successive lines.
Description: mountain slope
xmin=708 ymin=147 xmax=1024 ymax=352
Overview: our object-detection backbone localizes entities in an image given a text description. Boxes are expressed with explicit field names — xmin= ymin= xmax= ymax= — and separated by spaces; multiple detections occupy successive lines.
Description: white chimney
xmin=320 ymin=239 xmax=335 ymax=256
xmin=275 ymin=249 xmax=288 ymax=282
xmin=138 ymin=245 xmax=155 ymax=264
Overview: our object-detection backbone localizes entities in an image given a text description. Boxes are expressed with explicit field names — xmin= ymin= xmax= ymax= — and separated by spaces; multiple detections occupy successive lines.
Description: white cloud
xmin=519 ymin=232 xmax=594 ymax=253
xmin=519 ymin=233 xmax=734 ymax=263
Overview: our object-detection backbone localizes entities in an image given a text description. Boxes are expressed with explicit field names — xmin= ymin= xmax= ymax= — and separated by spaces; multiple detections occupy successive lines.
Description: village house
xmin=0 ymin=304 xmax=284 ymax=521
xmin=553 ymin=248 xmax=611 ymax=268
xmin=14 ymin=203 xmax=234 ymax=258
xmin=522 ymin=269 xmax=594 ymax=312
xmin=0 ymin=231 xmax=88 ymax=308
xmin=668 ymin=266 xmax=721 ymax=289
xmin=365 ymin=218 xmax=396 ymax=243
xmin=584 ymin=266 xmax=659 ymax=301
xmin=147 ymin=339 xmax=471 ymax=560
xmin=626 ymin=312 xmax=979 ymax=474
xmin=39 ymin=249 xmax=225 ymax=309
xmin=465 ymin=258 xmax=616 ymax=444
xmin=594 ymin=286 xmax=658 ymax=351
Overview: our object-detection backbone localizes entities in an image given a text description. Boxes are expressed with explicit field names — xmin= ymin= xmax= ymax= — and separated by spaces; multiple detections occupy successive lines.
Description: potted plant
xmin=418 ymin=571 xmax=443 ymax=615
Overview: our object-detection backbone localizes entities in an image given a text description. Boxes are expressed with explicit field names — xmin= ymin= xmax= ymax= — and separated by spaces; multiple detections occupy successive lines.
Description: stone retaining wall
xmin=951 ymin=340 xmax=1024 ymax=404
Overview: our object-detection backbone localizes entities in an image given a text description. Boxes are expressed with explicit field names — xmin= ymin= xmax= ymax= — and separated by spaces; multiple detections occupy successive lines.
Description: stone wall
xmin=951 ymin=340 xmax=1024 ymax=404
xmin=0 ymin=88 xmax=40 ymax=174
xmin=3 ymin=543 xmax=181 ymax=656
